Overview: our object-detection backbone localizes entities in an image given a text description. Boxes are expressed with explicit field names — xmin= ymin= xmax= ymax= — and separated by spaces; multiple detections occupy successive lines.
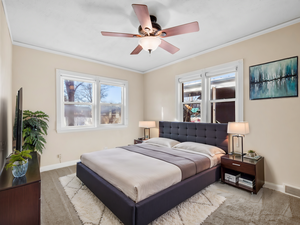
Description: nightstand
xmin=221 ymin=155 xmax=264 ymax=194
xmin=134 ymin=139 xmax=144 ymax=144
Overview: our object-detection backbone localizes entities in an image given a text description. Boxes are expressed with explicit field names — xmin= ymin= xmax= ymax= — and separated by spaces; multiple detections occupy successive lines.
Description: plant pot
xmin=12 ymin=159 xmax=29 ymax=178
xmin=248 ymin=153 xmax=256 ymax=157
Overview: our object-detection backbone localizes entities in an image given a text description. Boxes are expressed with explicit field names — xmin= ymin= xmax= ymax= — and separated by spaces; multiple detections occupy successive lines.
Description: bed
xmin=76 ymin=121 xmax=228 ymax=225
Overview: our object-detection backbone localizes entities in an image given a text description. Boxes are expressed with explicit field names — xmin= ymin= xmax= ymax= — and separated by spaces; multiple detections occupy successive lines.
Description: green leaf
xmin=22 ymin=110 xmax=49 ymax=154
xmin=6 ymin=150 xmax=32 ymax=169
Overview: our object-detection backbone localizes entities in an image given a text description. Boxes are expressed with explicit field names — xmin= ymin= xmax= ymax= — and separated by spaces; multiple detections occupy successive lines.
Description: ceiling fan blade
xmin=101 ymin=31 xmax=141 ymax=38
xmin=159 ymin=39 xmax=180 ymax=54
xmin=159 ymin=21 xmax=199 ymax=38
xmin=130 ymin=45 xmax=143 ymax=55
xmin=132 ymin=4 xmax=152 ymax=32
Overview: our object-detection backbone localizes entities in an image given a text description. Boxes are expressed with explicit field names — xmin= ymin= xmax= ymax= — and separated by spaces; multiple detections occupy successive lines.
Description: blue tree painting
xmin=250 ymin=57 xmax=298 ymax=100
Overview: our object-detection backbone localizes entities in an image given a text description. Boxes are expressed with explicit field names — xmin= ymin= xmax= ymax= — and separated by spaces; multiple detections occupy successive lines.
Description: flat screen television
xmin=0 ymin=88 xmax=23 ymax=175
xmin=13 ymin=88 xmax=23 ymax=152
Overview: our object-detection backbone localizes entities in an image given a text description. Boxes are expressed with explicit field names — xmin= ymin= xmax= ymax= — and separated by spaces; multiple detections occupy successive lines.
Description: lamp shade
xmin=227 ymin=122 xmax=249 ymax=135
xmin=138 ymin=37 xmax=161 ymax=52
xmin=139 ymin=121 xmax=156 ymax=128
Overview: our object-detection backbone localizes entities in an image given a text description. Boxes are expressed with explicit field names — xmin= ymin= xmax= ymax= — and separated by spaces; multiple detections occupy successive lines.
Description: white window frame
xmin=175 ymin=59 xmax=243 ymax=123
xmin=56 ymin=69 xmax=128 ymax=133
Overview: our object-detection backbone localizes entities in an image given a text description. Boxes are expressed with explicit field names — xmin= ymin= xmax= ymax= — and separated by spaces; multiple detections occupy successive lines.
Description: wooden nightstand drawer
xmin=221 ymin=158 xmax=255 ymax=176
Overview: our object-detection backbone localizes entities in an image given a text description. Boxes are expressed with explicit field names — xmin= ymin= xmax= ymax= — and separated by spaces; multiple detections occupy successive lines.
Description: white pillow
xmin=143 ymin=137 xmax=180 ymax=148
xmin=173 ymin=142 xmax=225 ymax=156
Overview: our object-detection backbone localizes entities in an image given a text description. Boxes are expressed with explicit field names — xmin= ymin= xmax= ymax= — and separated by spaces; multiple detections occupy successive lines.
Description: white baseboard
xmin=264 ymin=182 xmax=300 ymax=199
xmin=40 ymin=159 xmax=80 ymax=172
xmin=263 ymin=181 xmax=285 ymax=193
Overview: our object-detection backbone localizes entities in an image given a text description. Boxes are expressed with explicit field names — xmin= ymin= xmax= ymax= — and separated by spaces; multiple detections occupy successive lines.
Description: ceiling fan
xmin=101 ymin=4 xmax=200 ymax=55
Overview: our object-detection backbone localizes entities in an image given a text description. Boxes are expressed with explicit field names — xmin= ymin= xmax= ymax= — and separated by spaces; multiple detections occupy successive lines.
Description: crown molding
xmin=12 ymin=41 xmax=142 ymax=74
xmin=2 ymin=0 xmax=141 ymax=74
xmin=142 ymin=17 xmax=300 ymax=74
xmin=2 ymin=0 xmax=300 ymax=75
xmin=1 ymin=0 xmax=13 ymax=41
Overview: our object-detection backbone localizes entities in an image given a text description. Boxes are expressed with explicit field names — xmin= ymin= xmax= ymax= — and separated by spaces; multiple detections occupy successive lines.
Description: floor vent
xmin=285 ymin=185 xmax=300 ymax=198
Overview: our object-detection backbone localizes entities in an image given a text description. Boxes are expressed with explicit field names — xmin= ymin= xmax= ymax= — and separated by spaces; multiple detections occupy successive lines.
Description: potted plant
xmin=248 ymin=150 xmax=256 ymax=157
xmin=5 ymin=150 xmax=32 ymax=177
xmin=22 ymin=110 xmax=49 ymax=154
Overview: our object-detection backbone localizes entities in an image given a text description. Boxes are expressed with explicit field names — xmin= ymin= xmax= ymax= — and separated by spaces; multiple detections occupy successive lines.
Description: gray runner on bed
xmin=120 ymin=143 xmax=211 ymax=180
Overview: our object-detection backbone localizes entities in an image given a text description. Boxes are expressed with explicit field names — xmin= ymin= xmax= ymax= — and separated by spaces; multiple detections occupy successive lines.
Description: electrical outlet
xmin=57 ymin=154 xmax=62 ymax=163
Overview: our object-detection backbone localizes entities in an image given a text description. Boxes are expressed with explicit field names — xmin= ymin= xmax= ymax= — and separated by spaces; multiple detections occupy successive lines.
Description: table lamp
xmin=227 ymin=122 xmax=249 ymax=155
xmin=139 ymin=121 xmax=156 ymax=139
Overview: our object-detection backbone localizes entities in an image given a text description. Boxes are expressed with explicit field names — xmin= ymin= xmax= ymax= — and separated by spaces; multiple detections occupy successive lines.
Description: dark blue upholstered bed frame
xmin=77 ymin=121 xmax=228 ymax=225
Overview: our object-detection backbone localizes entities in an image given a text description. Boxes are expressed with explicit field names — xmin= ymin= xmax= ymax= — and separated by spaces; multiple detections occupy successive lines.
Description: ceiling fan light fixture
xmin=139 ymin=36 xmax=161 ymax=53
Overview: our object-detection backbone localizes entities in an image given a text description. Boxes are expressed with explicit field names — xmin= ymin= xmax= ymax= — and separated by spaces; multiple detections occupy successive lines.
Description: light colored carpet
xmin=59 ymin=174 xmax=226 ymax=225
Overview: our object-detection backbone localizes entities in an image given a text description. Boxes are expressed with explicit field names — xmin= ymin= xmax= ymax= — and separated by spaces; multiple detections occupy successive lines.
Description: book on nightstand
xmin=239 ymin=181 xmax=255 ymax=188
xmin=243 ymin=155 xmax=262 ymax=160
xmin=225 ymin=171 xmax=241 ymax=183
xmin=238 ymin=174 xmax=255 ymax=188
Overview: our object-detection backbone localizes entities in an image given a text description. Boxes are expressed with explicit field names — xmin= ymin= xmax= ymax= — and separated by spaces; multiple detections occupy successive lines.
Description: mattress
xmin=80 ymin=143 xmax=223 ymax=202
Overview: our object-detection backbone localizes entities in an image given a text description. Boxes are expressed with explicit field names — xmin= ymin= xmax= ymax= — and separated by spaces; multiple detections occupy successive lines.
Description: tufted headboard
xmin=159 ymin=121 xmax=229 ymax=153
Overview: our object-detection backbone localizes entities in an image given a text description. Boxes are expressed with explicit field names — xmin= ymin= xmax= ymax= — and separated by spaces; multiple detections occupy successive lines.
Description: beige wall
xmin=10 ymin=20 xmax=300 ymax=187
xmin=0 ymin=2 xmax=12 ymax=172
xmin=12 ymin=46 xmax=144 ymax=167
xmin=144 ymin=23 xmax=300 ymax=188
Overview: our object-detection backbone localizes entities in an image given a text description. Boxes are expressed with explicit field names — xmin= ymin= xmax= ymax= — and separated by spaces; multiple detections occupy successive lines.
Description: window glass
xmin=57 ymin=70 xmax=128 ymax=132
xmin=63 ymin=78 xmax=94 ymax=128
xmin=183 ymin=103 xmax=201 ymax=123
xmin=100 ymin=84 xmax=122 ymax=104
xmin=210 ymin=102 xmax=235 ymax=123
xmin=182 ymin=80 xmax=201 ymax=102
xmin=101 ymin=105 xmax=122 ymax=124
xmin=64 ymin=80 xmax=93 ymax=103
xmin=210 ymin=73 xmax=235 ymax=100
xmin=100 ymin=84 xmax=123 ymax=125
xmin=64 ymin=105 xmax=93 ymax=126
xmin=177 ymin=61 xmax=243 ymax=124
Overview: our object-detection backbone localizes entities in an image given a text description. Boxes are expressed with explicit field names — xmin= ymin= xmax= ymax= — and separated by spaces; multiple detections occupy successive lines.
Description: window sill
xmin=56 ymin=124 xmax=128 ymax=133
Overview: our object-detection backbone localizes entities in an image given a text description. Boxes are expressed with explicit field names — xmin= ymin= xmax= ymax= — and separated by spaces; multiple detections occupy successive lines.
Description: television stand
xmin=0 ymin=152 xmax=41 ymax=225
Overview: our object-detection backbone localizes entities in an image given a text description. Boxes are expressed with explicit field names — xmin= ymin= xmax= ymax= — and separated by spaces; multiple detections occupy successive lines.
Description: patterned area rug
xmin=59 ymin=174 xmax=226 ymax=225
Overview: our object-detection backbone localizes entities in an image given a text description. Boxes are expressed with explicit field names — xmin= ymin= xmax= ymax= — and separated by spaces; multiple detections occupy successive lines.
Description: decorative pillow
xmin=143 ymin=137 xmax=180 ymax=148
xmin=172 ymin=142 xmax=225 ymax=156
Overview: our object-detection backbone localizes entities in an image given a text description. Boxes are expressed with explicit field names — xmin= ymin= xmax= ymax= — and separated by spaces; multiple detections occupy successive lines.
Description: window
xmin=209 ymin=73 xmax=236 ymax=123
xmin=56 ymin=70 xmax=128 ymax=133
xmin=182 ymin=79 xmax=202 ymax=123
xmin=176 ymin=60 xmax=243 ymax=123
xmin=63 ymin=78 xmax=95 ymax=127
xmin=100 ymin=83 xmax=123 ymax=125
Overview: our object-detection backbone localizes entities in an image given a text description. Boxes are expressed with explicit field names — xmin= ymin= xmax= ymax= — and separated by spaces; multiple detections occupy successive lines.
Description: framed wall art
xmin=249 ymin=56 xmax=298 ymax=100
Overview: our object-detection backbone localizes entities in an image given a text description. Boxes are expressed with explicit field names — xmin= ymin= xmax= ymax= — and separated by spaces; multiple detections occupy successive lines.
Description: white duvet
xmin=80 ymin=146 xmax=222 ymax=202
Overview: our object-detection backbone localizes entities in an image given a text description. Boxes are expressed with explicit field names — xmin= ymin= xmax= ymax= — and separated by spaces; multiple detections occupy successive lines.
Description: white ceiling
xmin=3 ymin=0 xmax=300 ymax=73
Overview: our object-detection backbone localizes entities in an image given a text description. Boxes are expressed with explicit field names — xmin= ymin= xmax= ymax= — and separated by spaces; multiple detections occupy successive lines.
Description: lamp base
xmin=144 ymin=128 xmax=150 ymax=140
xmin=230 ymin=135 xmax=246 ymax=156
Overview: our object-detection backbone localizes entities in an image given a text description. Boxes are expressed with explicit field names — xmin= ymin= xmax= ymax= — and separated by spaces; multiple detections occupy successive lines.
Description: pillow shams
xmin=173 ymin=142 xmax=225 ymax=156
xmin=143 ymin=137 xmax=180 ymax=148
